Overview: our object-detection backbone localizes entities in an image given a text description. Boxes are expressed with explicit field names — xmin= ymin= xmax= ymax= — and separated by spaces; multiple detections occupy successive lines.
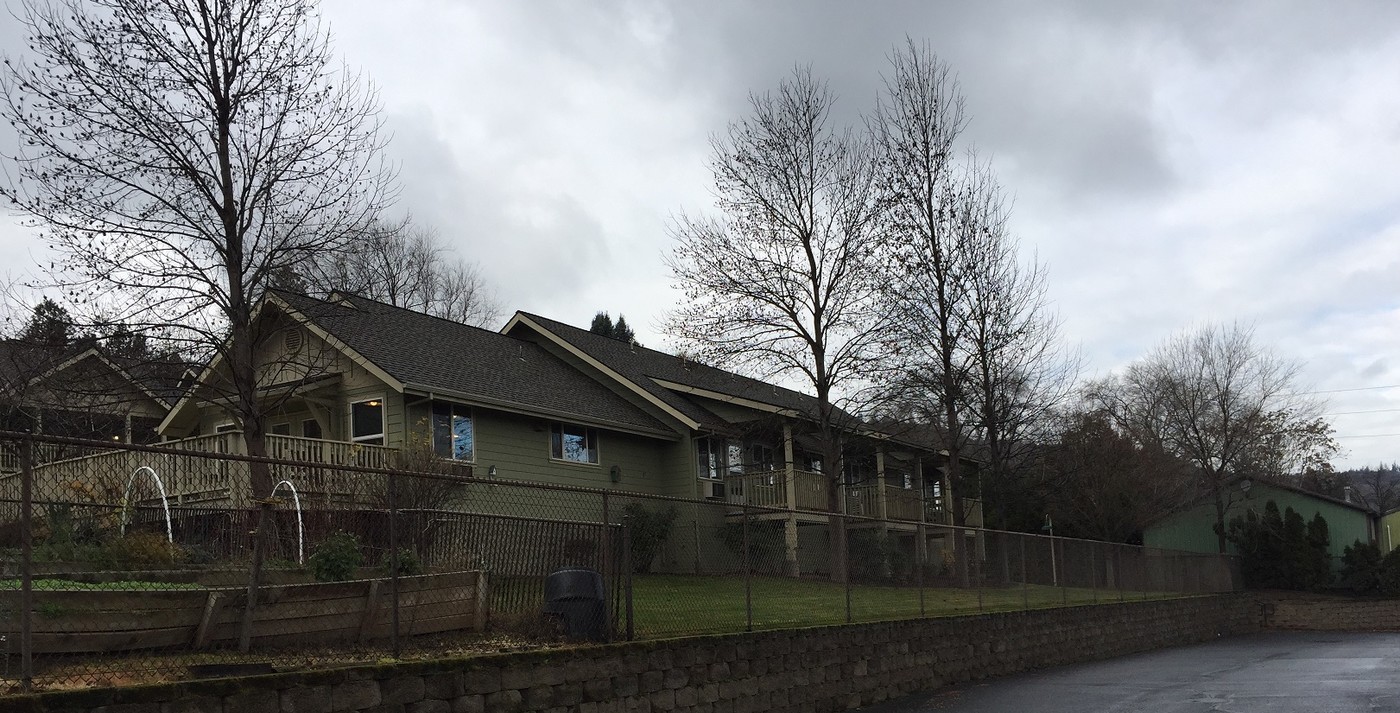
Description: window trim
xmin=550 ymin=422 xmax=600 ymax=466
xmin=349 ymin=397 xmax=387 ymax=446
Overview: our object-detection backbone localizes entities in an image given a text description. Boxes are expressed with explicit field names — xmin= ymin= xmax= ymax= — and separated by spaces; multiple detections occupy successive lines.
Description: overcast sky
xmin=2 ymin=1 xmax=1400 ymax=468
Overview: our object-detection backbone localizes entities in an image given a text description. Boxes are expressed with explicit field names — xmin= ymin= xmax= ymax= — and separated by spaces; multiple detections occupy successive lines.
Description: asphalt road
xmin=861 ymin=631 xmax=1400 ymax=713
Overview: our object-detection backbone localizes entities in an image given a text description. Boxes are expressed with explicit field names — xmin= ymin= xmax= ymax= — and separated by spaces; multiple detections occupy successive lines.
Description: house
xmin=53 ymin=291 xmax=981 ymax=576
xmin=1142 ymin=476 xmax=1375 ymax=565
xmin=0 ymin=340 xmax=182 ymax=473
xmin=1380 ymin=507 xmax=1400 ymax=554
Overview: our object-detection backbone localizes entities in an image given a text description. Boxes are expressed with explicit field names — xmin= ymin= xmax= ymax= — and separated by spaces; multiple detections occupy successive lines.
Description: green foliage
xmin=1338 ymin=540 xmax=1383 ymax=593
xmin=622 ymin=503 xmax=675 ymax=574
xmin=719 ymin=519 xmax=786 ymax=573
xmin=848 ymin=530 xmax=911 ymax=584
xmin=104 ymin=531 xmax=187 ymax=568
xmin=1226 ymin=499 xmax=1331 ymax=591
xmin=308 ymin=531 xmax=363 ymax=582
xmin=588 ymin=311 xmax=639 ymax=345
xmin=21 ymin=297 xmax=73 ymax=347
xmin=381 ymin=548 xmax=423 ymax=577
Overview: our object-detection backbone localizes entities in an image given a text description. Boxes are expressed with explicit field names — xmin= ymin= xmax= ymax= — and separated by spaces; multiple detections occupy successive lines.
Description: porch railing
xmin=22 ymin=431 xmax=400 ymax=507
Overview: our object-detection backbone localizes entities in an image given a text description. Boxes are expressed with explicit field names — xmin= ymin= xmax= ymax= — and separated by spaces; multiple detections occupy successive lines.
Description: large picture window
xmin=551 ymin=422 xmax=598 ymax=464
xmin=350 ymin=399 xmax=385 ymax=445
xmin=431 ymin=401 xmax=474 ymax=461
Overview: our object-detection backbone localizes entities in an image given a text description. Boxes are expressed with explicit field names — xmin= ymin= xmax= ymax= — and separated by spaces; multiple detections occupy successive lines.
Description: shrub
xmin=848 ymin=530 xmax=910 ymax=584
xmin=720 ymin=519 xmax=786 ymax=573
xmin=1380 ymin=548 xmax=1400 ymax=597
xmin=105 ymin=531 xmax=187 ymax=568
xmin=308 ymin=531 xmax=363 ymax=582
xmin=621 ymin=503 xmax=676 ymax=574
xmin=381 ymin=548 xmax=423 ymax=577
xmin=1227 ymin=500 xmax=1331 ymax=591
xmin=1338 ymin=540 xmax=1383 ymax=593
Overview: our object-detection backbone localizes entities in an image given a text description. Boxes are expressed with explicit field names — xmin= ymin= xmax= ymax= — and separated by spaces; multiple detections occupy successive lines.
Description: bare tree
xmin=306 ymin=220 xmax=502 ymax=327
xmin=1 ymin=0 xmax=396 ymax=648
xmin=1089 ymin=324 xmax=1327 ymax=553
xmin=1 ymin=0 xmax=394 ymax=475
xmin=959 ymin=175 xmax=1079 ymax=530
xmin=869 ymin=41 xmax=982 ymax=579
xmin=665 ymin=67 xmax=885 ymax=579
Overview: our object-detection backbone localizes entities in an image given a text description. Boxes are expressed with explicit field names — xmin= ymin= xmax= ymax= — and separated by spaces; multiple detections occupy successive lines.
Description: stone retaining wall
xmin=2 ymin=595 xmax=1258 ymax=713
xmin=1260 ymin=593 xmax=1400 ymax=631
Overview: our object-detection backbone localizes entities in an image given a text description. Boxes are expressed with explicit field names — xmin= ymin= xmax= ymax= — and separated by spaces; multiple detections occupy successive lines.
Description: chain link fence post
xmin=623 ymin=522 xmax=634 ymax=641
xmin=916 ymin=522 xmax=926 ymax=618
xmin=389 ymin=469 xmax=400 ymax=659
xmin=19 ymin=434 xmax=33 ymax=693
xmin=1020 ymin=534 xmax=1028 ymax=611
xmin=742 ymin=502 xmax=753 ymax=633
xmin=843 ymin=514 xmax=852 ymax=624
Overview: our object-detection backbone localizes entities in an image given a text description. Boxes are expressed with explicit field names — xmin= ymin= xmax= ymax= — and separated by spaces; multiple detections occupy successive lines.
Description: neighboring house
xmin=1143 ymin=477 xmax=1375 ymax=565
xmin=0 ymin=340 xmax=181 ymax=473
xmin=1380 ymin=507 xmax=1400 ymax=554
xmin=61 ymin=291 xmax=980 ymax=576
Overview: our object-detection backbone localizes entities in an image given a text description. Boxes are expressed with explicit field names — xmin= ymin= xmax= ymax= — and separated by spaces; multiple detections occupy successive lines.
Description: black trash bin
xmin=543 ymin=568 xmax=609 ymax=642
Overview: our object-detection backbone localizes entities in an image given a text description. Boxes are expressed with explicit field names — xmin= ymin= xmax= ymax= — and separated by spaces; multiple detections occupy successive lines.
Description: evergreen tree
xmin=20 ymin=298 xmax=73 ymax=348
xmin=590 ymin=311 xmax=640 ymax=345
xmin=590 ymin=312 xmax=614 ymax=336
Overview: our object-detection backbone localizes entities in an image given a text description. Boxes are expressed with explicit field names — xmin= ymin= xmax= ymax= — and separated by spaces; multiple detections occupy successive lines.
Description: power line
xmin=1327 ymin=407 xmax=1400 ymax=416
xmin=1335 ymin=433 xmax=1400 ymax=439
xmin=1290 ymin=384 xmax=1400 ymax=396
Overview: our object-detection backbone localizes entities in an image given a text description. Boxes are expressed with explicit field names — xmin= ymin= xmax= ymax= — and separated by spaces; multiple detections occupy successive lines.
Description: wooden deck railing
xmin=21 ymin=431 xmax=400 ymax=507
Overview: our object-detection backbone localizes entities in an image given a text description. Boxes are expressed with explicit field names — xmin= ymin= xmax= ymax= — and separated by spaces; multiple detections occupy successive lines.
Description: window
xmin=751 ymin=444 xmax=775 ymax=472
xmin=696 ymin=437 xmax=716 ymax=479
xmin=727 ymin=440 xmax=745 ymax=476
xmin=301 ymin=419 xmax=322 ymax=439
xmin=351 ymin=399 xmax=385 ymax=445
xmin=268 ymin=422 xmax=291 ymax=436
xmin=551 ymin=423 xmax=598 ymax=464
xmin=431 ymin=401 xmax=473 ymax=461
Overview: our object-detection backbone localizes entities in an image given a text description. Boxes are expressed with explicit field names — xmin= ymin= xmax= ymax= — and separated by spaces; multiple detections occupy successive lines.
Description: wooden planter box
xmin=1 ymin=570 xmax=486 ymax=654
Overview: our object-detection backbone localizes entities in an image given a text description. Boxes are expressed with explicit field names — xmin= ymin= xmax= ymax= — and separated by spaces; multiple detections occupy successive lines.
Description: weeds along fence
xmin=0 ymin=432 xmax=1239 ymax=692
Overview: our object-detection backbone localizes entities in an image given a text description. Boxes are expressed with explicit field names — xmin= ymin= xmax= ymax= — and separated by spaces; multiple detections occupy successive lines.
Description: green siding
xmin=470 ymin=408 xmax=674 ymax=494
xmin=1380 ymin=510 xmax=1400 ymax=553
xmin=1143 ymin=483 xmax=1373 ymax=564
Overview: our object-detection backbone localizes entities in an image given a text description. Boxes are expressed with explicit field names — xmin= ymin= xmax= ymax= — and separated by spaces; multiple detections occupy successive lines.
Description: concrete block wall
xmin=1261 ymin=594 xmax=1400 ymax=631
xmin=3 ymin=595 xmax=1258 ymax=713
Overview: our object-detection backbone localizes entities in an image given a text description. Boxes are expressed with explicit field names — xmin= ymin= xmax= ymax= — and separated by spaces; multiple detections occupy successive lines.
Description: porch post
xmin=782 ymin=422 xmax=800 ymax=578
xmin=875 ymin=448 xmax=888 ymax=521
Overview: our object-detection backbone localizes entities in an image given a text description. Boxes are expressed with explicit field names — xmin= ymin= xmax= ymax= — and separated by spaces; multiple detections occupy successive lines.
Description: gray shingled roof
xmin=517 ymin=312 xmax=849 ymax=432
xmin=277 ymin=293 xmax=673 ymax=436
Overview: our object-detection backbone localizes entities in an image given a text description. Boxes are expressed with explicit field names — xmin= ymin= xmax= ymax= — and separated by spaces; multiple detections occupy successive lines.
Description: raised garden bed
xmin=0 ymin=569 xmax=485 ymax=654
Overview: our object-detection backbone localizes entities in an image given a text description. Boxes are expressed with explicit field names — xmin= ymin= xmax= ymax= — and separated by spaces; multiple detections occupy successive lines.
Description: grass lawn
xmin=629 ymin=574 xmax=1187 ymax=637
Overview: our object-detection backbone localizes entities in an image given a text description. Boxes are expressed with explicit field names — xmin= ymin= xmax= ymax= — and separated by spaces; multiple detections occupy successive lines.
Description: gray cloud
xmin=4 ymin=0 xmax=1400 ymax=466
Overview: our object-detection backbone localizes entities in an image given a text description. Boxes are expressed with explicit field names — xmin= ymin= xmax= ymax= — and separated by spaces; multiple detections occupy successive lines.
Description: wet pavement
xmin=861 ymin=631 xmax=1400 ymax=712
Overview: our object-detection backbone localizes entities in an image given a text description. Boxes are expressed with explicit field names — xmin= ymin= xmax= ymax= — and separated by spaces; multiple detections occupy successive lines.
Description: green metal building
xmin=1143 ymin=478 xmax=1375 ymax=564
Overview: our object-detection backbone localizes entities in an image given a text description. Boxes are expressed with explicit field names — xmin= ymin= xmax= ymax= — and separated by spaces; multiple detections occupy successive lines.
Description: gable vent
xmin=283 ymin=328 xmax=305 ymax=355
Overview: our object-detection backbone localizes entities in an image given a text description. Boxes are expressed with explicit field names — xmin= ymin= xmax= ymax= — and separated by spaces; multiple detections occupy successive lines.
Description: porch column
xmin=781 ymin=422 xmax=800 ymax=578
xmin=876 ymin=448 xmax=888 ymax=521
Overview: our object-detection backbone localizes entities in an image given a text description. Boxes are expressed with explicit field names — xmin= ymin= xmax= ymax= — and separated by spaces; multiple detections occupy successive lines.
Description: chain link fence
xmin=0 ymin=432 xmax=1239 ymax=692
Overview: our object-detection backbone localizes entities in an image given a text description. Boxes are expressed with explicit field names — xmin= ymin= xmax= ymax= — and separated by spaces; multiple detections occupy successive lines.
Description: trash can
xmin=542 ymin=568 xmax=609 ymax=642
